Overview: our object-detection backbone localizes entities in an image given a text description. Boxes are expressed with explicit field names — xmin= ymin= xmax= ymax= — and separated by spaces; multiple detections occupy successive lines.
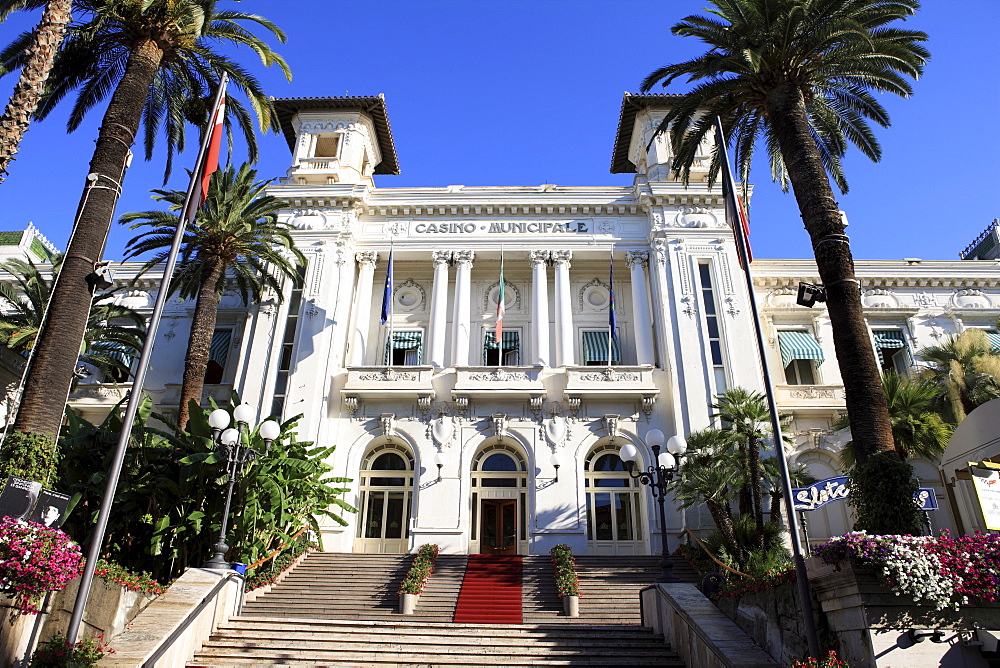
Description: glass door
xmin=480 ymin=499 xmax=517 ymax=555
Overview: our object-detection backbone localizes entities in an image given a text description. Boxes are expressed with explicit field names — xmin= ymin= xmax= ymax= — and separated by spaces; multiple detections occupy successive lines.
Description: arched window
xmin=584 ymin=445 xmax=644 ymax=555
xmin=471 ymin=444 xmax=528 ymax=555
xmin=356 ymin=443 xmax=414 ymax=554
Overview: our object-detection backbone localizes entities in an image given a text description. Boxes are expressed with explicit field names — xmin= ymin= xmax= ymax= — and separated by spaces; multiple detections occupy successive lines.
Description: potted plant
xmin=550 ymin=544 xmax=581 ymax=617
xmin=398 ymin=544 xmax=438 ymax=614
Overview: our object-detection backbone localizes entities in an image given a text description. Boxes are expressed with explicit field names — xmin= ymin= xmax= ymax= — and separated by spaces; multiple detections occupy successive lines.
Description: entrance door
xmin=480 ymin=499 xmax=517 ymax=555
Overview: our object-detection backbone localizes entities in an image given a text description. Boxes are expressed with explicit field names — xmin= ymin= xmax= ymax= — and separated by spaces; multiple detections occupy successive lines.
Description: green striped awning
xmin=384 ymin=331 xmax=423 ymax=364
xmin=873 ymin=330 xmax=906 ymax=349
xmin=582 ymin=330 xmax=621 ymax=364
xmin=209 ymin=330 xmax=232 ymax=365
xmin=484 ymin=331 xmax=519 ymax=349
xmin=776 ymin=331 xmax=824 ymax=367
xmin=985 ymin=330 xmax=1000 ymax=352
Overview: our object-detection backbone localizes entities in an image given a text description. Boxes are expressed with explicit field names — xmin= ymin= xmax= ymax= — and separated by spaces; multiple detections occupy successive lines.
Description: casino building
xmin=47 ymin=95 xmax=1000 ymax=552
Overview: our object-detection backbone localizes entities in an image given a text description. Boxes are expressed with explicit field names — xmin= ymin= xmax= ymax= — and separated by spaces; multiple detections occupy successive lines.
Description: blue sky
xmin=1 ymin=1 xmax=997 ymax=261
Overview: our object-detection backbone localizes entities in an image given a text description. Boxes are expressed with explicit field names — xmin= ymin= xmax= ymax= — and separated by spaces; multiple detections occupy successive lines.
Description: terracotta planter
xmin=562 ymin=594 xmax=579 ymax=617
xmin=400 ymin=592 xmax=419 ymax=615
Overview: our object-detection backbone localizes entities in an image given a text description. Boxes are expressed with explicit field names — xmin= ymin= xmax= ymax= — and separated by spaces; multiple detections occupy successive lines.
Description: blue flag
xmin=609 ymin=253 xmax=618 ymax=341
xmin=380 ymin=248 xmax=393 ymax=325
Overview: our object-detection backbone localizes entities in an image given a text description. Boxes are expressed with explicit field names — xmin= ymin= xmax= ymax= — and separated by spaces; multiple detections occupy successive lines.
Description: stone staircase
xmin=523 ymin=554 xmax=699 ymax=625
xmin=188 ymin=551 xmax=688 ymax=666
xmin=189 ymin=618 xmax=684 ymax=666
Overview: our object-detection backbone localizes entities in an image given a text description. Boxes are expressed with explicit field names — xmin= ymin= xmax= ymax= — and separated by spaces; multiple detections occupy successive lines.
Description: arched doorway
xmin=585 ymin=444 xmax=646 ymax=555
xmin=355 ymin=443 xmax=414 ymax=553
xmin=470 ymin=444 xmax=529 ymax=555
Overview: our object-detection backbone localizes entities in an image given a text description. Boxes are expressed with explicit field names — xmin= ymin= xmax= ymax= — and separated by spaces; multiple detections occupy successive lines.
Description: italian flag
xmin=496 ymin=250 xmax=505 ymax=339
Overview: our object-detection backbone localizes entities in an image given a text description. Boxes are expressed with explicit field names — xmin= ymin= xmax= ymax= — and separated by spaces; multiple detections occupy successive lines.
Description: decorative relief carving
xmin=673 ymin=205 xmax=719 ymax=228
xmin=550 ymin=250 xmax=572 ymax=267
xmin=580 ymin=368 xmax=640 ymax=382
xmin=356 ymin=250 xmax=378 ymax=267
xmin=724 ymin=297 xmax=740 ymax=318
xmin=596 ymin=220 xmax=616 ymax=235
xmin=641 ymin=396 xmax=655 ymax=420
xmin=468 ymin=368 xmax=529 ymax=382
xmin=680 ymin=296 xmax=698 ymax=319
xmin=952 ymin=288 xmax=992 ymax=309
xmin=788 ymin=388 xmax=840 ymax=399
xmin=914 ymin=292 xmax=935 ymax=308
xmin=625 ymin=251 xmax=648 ymax=269
xmin=652 ymin=238 xmax=668 ymax=265
xmin=344 ymin=395 xmax=359 ymax=416
xmin=432 ymin=250 xmax=452 ymax=266
xmin=290 ymin=208 xmax=333 ymax=230
xmin=395 ymin=278 xmax=426 ymax=312
xmin=603 ymin=414 xmax=621 ymax=441
xmin=491 ymin=413 xmax=509 ymax=442
xmin=578 ymin=277 xmax=611 ymax=311
xmin=380 ymin=413 xmax=396 ymax=439
xmin=862 ymin=288 xmax=899 ymax=309
xmin=528 ymin=250 xmax=550 ymax=267
xmin=432 ymin=415 xmax=454 ymax=447
xmin=358 ymin=369 xmax=417 ymax=382
xmin=453 ymin=250 xmax=475 ymax=265
xmin=673 ymin=242 xmax=691 ymax=296
xmin=484 ymin=280 xmax=521 ymax=312
xmin=530 ymin=396 xmax=544 ymax=421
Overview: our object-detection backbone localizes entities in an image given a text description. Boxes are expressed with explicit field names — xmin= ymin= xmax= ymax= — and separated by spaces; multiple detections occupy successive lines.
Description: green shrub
xmin=847 ymin=452 xmax=921 ymax=535
xmin=0 ymin=430 xmax=56 ymax=484
xmin=550 ymin=544 xmax=580 ymax=597
xmin=30 ymin=635 xmax=112 ymax=667
xmin=399 ymin=544 xmax=439 ymax=595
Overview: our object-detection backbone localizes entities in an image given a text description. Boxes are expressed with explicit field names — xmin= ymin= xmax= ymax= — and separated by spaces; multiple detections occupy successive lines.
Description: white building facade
xmin=43 ymin=95 xmax=1000 ymax=553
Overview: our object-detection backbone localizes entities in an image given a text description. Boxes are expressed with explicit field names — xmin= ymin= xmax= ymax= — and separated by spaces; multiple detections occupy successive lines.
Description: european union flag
xmin=380 ymin=247 xmax=393 ymax=325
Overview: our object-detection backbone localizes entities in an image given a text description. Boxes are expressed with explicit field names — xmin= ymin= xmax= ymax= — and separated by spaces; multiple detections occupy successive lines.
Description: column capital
xmin=551 ymin=250 xmax=572 ymax=267
xmin=453 ymin=250 xmax=475 ymax=265
xmin=355 ymin=250 xmax=378 ymax=267
xmin=432 ymin=250 xmax=452 ymax=266
xmin=626 ymin=250 xmax=649 ymax=269
xmin=528 ymin=250 xmax=550 ymax=267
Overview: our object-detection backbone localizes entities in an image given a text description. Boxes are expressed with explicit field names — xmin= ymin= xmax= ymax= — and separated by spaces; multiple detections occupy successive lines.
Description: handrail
xmin=676 ymin=528 xmax=754 ymax=580
xmin=143 ymin=571 xmax=244 ymax=667
xmin=248 ymin=527 xmax=308 ymax=570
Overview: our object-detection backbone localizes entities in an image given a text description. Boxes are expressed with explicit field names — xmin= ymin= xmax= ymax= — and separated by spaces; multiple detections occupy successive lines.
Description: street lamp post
xmin=202 ymin=403 xmax=281 ymax=569
xmin=619 ymin=429 xmax=687 ymax=583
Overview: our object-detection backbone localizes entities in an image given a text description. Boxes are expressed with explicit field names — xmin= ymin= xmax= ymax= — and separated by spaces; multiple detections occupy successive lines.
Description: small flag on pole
xmin=380 ymin=246 xmax=393 ymax=325
xmin=715 ymin=117 xmax=752 ymax=268
xmin=609 ymin=249 xmax=618 ymax=343
xmin=184 ymin=86 xmax=228 ymax=222
xmin=496 ymin=247 xmax=505 ymax=339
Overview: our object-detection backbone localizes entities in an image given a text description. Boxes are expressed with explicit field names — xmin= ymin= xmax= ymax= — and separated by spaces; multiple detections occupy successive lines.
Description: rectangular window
xmin=776 ymin=330 xmax=824 ymax=385
xmin=873 ymin=330 xmax=911 ymax=376
xmin=313 ymin=134 xmax=340 ymax=158
xmin=272 ymin=266 xmax=306 ymax=418
xmin=104 ymin=345 xmax=136 ymax=384
xmin=581 ymin=330 xmax=621 ymax=365
xmin=483 ymin=330 xmax=520 ymax=366
xmin=204 ymin=329 xmax=232 ymax=384
xmin=699 ymin=263 xmax=727 ymax=393
xmin=383 ymin=330 xmax=423 ymax=366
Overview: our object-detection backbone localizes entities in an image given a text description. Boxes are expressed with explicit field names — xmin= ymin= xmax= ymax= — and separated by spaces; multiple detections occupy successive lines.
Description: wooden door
xmin=480 ymin=499 xmax=517 ymax=555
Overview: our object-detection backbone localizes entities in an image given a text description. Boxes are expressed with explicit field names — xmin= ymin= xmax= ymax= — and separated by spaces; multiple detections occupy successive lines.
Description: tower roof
xmin=273 ymin=95 xmax=400 ymax=175
xmin=610 ymin=93 xmax=683 ymax=174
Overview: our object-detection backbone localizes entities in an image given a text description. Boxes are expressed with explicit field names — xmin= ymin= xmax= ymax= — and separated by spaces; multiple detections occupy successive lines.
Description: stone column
xmin=428 ymin=251 xmax=451 ymax=368
xmin=552 ymin=250 xmax=574 ymax=367
xmin=529 ymin=250 xmax=551 ymax=366
xmin=348 ymin=251 xmax=378 ymax=366
xmin=451 ymin=250 xmax=475 ymax=367
xmin=627 ymin=251 xmax=655 ymax=366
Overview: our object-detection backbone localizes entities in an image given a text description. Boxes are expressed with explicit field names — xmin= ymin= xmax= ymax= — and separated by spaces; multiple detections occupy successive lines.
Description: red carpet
xmin=453 ymin=555 xmax=523 ymax=624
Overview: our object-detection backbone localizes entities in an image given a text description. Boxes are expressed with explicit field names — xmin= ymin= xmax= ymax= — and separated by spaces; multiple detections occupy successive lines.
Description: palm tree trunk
xmin=0 ymin=0 xmax=71 ymax=182
xmin=748 ymin=436 xmax=765 ymax=547
xmin=12 ymin=38 xmax=164 ymax=441
xmin=706 ymin=499 xmax=741 ymax=565
xmin=765 ymin=83 xmax=894 ymax=465
xmin=177 ymin=258 xmax=225 ymax=430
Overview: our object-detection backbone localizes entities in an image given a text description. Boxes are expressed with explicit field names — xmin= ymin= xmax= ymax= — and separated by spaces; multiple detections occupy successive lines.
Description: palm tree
xmin=835 ymin=372 xmax=954 ymax=468
xmin=640 ymin=0 xmax=928 ymax=533
xmin=669 ymin=428 xmax=745 ymax=563
xmin=122 ymin=164 xmax=304 ymax=429
xmin=1 ymin=0 xmax=290 ymax=444
xmin=917 ymin=329 xmax=1000 ymax=423
xmin=761 ymin=457 xmax=814 ymax=526
xmin=711 ymin=387 xmax=770 ymax=542
xmin=0 ymin=0 xmax=72 ymax=182
xmin=0 ymin=256 xmax=145 ymax=382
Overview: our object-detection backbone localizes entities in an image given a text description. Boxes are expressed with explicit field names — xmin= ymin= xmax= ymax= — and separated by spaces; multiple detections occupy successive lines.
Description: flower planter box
xmin=805 ymin=556 xmax=1000 ymax=666
xmin=400 ymin=592 xmax=419 ymax=615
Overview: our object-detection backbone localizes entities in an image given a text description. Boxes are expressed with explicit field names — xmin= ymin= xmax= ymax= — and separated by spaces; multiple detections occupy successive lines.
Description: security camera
xmin=85 ymin=263 xmax=115 ymax=291
xmin=796 ymin=282 xmax=827 ymax=308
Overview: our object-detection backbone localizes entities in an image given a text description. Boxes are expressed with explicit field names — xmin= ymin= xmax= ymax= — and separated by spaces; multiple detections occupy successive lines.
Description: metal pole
xmin=715 ymin=116 xmax=821 ymax=658
xmin=65 ymin=74 xmax=229 ymax=644
xmin=203 ymin=454 xmax=239 ymax=569
xmin=651 ymin=444 xmax=678 ymax=583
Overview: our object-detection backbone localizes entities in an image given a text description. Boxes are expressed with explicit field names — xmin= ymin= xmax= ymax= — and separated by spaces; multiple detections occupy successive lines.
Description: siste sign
xmin=792 ymin=475 xmax=938 ymax=512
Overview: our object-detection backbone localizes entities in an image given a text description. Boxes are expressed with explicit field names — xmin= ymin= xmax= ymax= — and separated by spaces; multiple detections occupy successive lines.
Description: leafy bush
xmin=30 ymin=634 xmax=113 ymax=667
xmin=0 ymin=517 xmax=83 ymax=615
xmin=847 ymin=452 xmax=921 ymax=535
xmin=399 ymin=544 xmax=439 ymax=595
xmin=0 ymin=430 xmax=57 ymax=484
xmin=245 ymin=540 xmax=313 ymax=591
xmin=93 ymin=560 xmax=166 ymax=596
xmin=789 ymin=650 xmax=848 ymax=667
xmin=550 ymin=544 xmax=580 ymax=597
xmin=704 ymin=516 xmax=791 ymax=580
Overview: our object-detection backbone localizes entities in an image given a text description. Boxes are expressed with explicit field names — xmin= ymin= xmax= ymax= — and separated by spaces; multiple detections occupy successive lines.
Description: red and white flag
xmin=185 ymin=84 xmax=227 ymax=222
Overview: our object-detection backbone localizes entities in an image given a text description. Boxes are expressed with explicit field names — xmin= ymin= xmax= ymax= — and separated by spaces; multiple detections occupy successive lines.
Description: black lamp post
xmin=619 ymin=429 xmax=687 ymax=583
xmin=202 ymin=403 xmax=281 ymax=569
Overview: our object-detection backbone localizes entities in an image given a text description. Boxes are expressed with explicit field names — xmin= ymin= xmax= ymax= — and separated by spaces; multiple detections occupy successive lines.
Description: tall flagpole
xmin=714 ymin=116 xmax=820 ymax=658
xmin=608 ymin=243 xmax=615 ymax=367
xmin=388 ymin=241 xmax=394 ymax=368
xmin=65 ymin=74 xmax=229 ymax=644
